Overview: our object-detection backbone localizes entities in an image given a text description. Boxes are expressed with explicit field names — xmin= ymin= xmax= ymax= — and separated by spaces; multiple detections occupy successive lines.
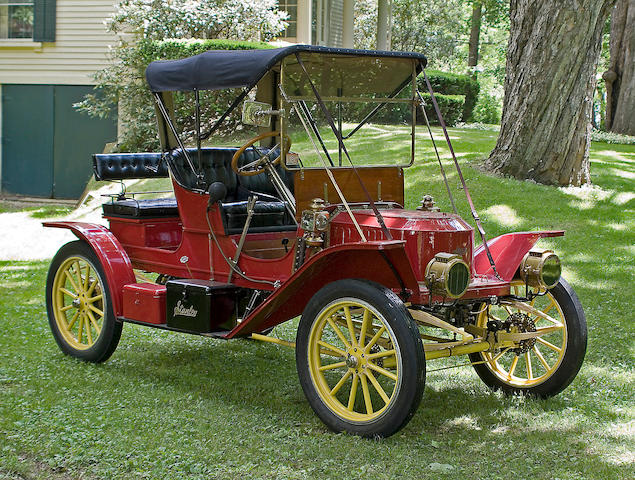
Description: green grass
xmin=1 ymin=126 xmax=633 ymax=479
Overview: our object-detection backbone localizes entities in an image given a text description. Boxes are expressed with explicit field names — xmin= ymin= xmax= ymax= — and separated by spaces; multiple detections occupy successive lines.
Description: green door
xmin=1 ymin=84 xmax=117 ymax=199
xmin=1 ymin=85 xmax=55 ymax=197
xmin=52 ymin=86 xmax=117 ymax=198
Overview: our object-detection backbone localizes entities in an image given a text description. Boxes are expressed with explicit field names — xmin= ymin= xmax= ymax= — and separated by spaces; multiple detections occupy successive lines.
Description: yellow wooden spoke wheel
xmin=46 ymin=241 xmax=122 ymax=363
xmin=296 ymin=280 xmax=425 ymax=437
xmin=469 ymin=279 xmax=587 ymax=397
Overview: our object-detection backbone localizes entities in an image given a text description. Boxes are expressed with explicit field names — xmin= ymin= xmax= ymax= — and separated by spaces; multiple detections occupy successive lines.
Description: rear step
xmin=121 ymin=280 xmax=242 ymax=335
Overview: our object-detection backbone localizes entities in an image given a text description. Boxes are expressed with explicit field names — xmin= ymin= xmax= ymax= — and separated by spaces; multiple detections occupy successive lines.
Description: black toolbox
xmin=166 ymin=279 xmax=240 ymax=333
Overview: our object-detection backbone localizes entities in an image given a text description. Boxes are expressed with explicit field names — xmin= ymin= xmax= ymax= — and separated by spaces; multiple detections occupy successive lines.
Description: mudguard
xmin=227 ymin=240 xmax=419 ymax=338
xmin=43 ymin=222 xmax=136 ymax=316
xmin=473 ymin=231 xmax=565 ymax=281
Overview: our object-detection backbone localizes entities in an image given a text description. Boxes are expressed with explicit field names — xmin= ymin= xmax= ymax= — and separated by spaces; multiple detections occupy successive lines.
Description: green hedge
xmin=418 ymin=93 xmax=465 ymax=127
xmin=418 ymin=70 xmax=479 ymax=122
xmin=137 ymin=38 xmax=272 ymax=64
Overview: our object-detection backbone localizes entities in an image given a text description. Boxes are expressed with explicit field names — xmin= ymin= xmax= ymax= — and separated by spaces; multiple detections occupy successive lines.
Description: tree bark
xmin=486 ymin=0 xmax=615 ymax=186
xmin=605 ymin=0 xmax=635 ymax=135
xmin=468 ymin=2 xmax=483 ymax=68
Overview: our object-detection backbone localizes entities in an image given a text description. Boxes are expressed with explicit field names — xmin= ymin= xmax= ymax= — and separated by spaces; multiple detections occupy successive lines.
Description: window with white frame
xmin=279 ymin=0 xmax=297 ymax=38
xmin=0 ymin=1 xmax=34 ymax=39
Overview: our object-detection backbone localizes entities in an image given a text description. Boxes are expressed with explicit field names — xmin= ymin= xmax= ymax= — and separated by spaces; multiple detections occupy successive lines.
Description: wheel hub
xmin=72 ymin=298 xmax=81 ymax=308
xmin=345 ymin=354 xmax=358 ymax=369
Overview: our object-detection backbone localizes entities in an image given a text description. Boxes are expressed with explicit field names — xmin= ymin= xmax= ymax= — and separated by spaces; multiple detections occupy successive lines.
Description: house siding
xmin=0 ymin=0 xmax=118 ymax=85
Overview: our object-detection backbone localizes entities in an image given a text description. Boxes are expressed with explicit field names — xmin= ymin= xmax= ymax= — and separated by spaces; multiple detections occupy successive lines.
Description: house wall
xmin=0 ymin=1 xmax=119 ymax=199
xmin=0 ymin=0 xmax=118 ymax=85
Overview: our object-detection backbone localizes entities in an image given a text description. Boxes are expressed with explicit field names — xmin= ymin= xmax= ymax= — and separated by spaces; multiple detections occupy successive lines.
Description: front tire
xmin=296 ymin=279 xmax=425 ymax=437
xmin=469 ymin=279 xmax=587 ymax=397
xmin=46 ymin=240 xmax=122 ymax=363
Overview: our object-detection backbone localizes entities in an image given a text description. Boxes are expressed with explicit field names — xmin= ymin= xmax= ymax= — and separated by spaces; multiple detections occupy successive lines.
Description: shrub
xmin=418 ymin=70 xmax=479 ymax=122
xmin=75 ymin=39 xmax=274 ymax=152
xmin=417 ymin=93 xmax=465 ymax=127
xmin=471 ymin=92 xmax=502 ymax=125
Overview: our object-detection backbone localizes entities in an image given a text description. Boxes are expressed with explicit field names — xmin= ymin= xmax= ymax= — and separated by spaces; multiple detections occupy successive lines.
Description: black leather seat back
xmin=168 ymin=147 xmax=294 ymax=199
xmin=93 ymin=153 xmax=168 ymax=181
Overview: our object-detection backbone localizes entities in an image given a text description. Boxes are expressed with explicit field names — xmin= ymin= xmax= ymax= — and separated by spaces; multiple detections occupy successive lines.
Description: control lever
xmin=227 ymin=195 xmax=257 ymax=283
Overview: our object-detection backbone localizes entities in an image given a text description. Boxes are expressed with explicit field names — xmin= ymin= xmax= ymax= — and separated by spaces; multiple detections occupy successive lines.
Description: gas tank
xmin=329 ymin=208 xmax=475 ymax=282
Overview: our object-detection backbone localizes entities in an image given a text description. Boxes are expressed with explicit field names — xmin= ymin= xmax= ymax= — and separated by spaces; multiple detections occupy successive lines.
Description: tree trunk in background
xmin=468 ymin=2 xmax=483 ymax=68
xmin=486 ymin=0 xmax=615 ymax=186
xmin=604 ymin=0 xmax=635 ymax=135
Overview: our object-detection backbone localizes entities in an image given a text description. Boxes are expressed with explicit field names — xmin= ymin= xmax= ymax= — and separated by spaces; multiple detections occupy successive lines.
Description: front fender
xmin=473 ymin=231 xmax=564 ymax=281
xmin=227 ymin=241 xmax=419 ymax=338
xmin=43 ymin=222 xmax=136 ymax=316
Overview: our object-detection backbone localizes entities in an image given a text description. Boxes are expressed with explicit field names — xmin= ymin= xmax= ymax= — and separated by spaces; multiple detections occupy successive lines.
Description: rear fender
xmin=473 ymin=231 xmax=565 ymax=281
xmin=43 ymin=222 xmax=136 ymax=316
xmin=227 ymin=241 xmax=419 ymax=338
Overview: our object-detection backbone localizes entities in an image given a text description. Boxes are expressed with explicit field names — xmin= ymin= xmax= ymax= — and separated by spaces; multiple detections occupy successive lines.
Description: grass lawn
xmin=0 ymin=126 xmax=633 ymax=479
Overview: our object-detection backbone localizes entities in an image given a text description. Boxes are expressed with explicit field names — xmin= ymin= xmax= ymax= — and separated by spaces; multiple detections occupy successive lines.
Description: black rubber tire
xmin=296 ymin=279 xmax=425 ymax=437
xmin=469 ymin=278 xmax=587 ymax=397
xmin=46 ymin=240 xmax=122 ymax=363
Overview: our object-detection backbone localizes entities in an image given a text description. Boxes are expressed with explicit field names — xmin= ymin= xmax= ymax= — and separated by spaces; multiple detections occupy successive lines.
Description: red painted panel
xmin=122 ymin=283 xmax=166 ymax=324
xmin=43 ymin=222 xmax=136 ymax=316
xmin=472 ymin=231 xmax=565 ymax=281
xmin=226 ymin=241 xmax=419 ymax=338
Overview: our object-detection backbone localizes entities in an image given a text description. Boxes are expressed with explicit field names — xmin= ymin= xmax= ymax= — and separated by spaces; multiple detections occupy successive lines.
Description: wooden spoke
xmin=365 ymin=325 xmax=386 ymax=350
xmin=366 ymin=349 xmax=396 ymax=360
xmin=85 ymin=317 xmax=93 ymax=345
xmin=87 ymin=303 xmax=104 ymax=317
xmin=367 ymin=362 xmax=397 ymax=381
xmin=77 ymin=314 xmax=84 ymax=343
xmin=347 ymin=373 xmax=359 ymax=411
xmin=67 ymin=310 xmax=80 ymax=330
xmin=330 ymin=370 xmax=352 ymax=396
xmin=358 ymin=309 xmax=371 ymax=348
xmin=64 ymin=270 xmax=79 ymax=292
xmin=319 ymin=361 xmax=346 ymax=372
xmin=317 ymin=340 xmax=346 ymax=357
xmin=60 ymin=288 xmax=77 ymax=299
xmin=525 ymin=352 xmax=533 ymax=380
xmin=87 ymin=294 xmax=103 ymax=304
xmin=533 ymin=345 xmax=551 ymax=371
xmin=360 ymin=374 xmax=373 ymax=414
xmin=344 ymin=306 xmax=357 ymax=347
xmin=86 ymin=310 xmax=101 ymax=335
xmin=536 ymin=337 xmax=562 ymax=353
xmin=326 ymin=316 xmax=351 ymax=349
xmin=86 ymin=278 xmax=98 ymax=296
xmin=60 ymin=304 xmax=74 ymax=312
xmin=365 ymin=369 xmax=390 ymax=405
xmin=507 ymin=355 xmax=519 ymax=380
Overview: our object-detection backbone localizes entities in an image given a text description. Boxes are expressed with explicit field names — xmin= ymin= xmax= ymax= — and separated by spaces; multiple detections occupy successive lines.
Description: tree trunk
xmin=468 ymin=2 xmax=483 ymax=68
xmin=486 ymin=0 xmax=615 ymax=186
xmin=605 ymin=0 xmax=635 ymax=135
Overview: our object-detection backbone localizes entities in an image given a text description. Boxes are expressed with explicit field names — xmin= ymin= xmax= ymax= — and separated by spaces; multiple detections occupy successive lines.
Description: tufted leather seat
xmin=169 ymin=147 xmax=295 ymax=233
xmin=93 ymin=153 xmax=169 ymax=181
xmin=96 ymin=147 xmax=295 ymax=232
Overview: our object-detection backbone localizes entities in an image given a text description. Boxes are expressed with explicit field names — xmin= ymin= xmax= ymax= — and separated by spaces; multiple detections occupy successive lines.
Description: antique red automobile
xmin=44 ymin=46 xmax=586 ymax=437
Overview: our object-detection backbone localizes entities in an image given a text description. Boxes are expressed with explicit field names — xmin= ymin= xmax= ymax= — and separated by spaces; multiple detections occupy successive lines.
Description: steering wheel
xmin=232 ymin=131 xmax=292 ymax=177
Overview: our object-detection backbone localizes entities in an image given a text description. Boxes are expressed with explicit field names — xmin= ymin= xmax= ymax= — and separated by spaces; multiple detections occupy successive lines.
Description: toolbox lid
xmin=166 ymin=279 xmax=240 ymax=294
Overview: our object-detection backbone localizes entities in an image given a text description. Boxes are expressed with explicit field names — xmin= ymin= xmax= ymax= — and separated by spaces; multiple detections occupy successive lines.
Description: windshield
xmin=279 ymin=52 xmax=419 ymax=169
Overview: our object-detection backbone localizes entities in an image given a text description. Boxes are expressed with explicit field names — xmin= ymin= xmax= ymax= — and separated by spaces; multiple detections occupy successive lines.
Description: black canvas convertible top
xmin=145 ymin=44 xmax=427 ymax=92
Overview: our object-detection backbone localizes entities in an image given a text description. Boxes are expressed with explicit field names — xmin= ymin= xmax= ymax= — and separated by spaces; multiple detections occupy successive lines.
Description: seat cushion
xmin=222 ymin=201 xmax=289 ymax=232
xmin=102 ymin=198 xmax=179 ymax=218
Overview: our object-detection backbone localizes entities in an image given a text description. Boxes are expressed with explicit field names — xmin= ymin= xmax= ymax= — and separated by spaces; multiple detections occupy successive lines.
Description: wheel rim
xmin=307 ymin=299 xmax=402 ymax=424
xmin=477 ymin=284 xmax=568 ymax=387
xmin=51 ymin=256 xmax=106 ymax=350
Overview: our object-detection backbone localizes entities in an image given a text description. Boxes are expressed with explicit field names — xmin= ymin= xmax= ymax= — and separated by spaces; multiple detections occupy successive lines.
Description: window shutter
xmin=33 ymin=0 xmax=57 ymax=42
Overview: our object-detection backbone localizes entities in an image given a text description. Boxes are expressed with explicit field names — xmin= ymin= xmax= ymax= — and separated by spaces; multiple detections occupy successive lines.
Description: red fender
xmin=226 ymin=241 xmax=419 ymax=338
xmin=43 ymin=222 xmax=136 ymax=316
xmin=473 ymin=231 xmax=565 ymax=281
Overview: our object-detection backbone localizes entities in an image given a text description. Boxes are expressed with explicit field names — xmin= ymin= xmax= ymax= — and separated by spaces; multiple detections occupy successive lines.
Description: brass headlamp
xmin=519 ymin=249 xmax=561 ymax=289
xmin=425 ymin=252 xmax=470 ymax=299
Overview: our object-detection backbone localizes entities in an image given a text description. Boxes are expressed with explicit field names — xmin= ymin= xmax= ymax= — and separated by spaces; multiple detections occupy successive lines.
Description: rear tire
xmin=469 ymin=279 xmax=586 ymax=397
xmin=46 ymin=241 xmax=122 ymax=363
xmin=296 ymin=279 xmax=425 ymax=437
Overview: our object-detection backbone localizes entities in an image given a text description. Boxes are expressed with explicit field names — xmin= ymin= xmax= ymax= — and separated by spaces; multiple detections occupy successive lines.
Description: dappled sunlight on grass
xmin=482 ymin=204 xmax=523 ymax=227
